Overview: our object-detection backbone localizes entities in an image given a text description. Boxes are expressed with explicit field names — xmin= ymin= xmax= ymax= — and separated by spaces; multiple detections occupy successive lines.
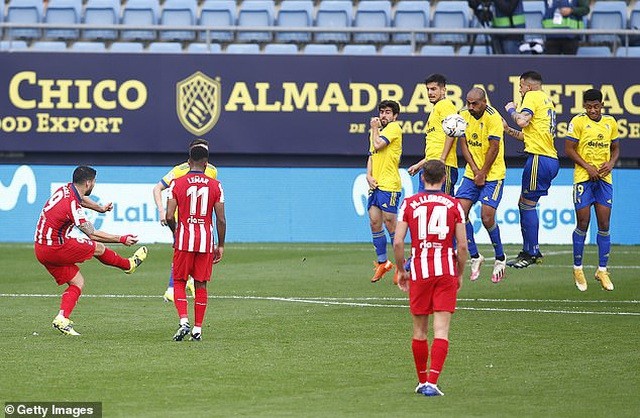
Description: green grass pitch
xmin=1 ymin=243 xmax=639 ymax=417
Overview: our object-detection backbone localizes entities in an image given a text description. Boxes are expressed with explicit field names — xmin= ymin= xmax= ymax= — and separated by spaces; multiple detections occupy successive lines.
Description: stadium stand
xmin=30 ymin=40 xmax=68 ymax=51
xmin=70 ymin=41 xmax=108 ymax=52
xmin=226 ymin=43 xmax=261 ymax=53
xmin=392 ymin=1 xmax=430 ymax=44
xmin=380 ymin=44 xmax=413 ymax=55
xmin=352 ymin=1 xmax=391 ymax=44
xmin=148 ymin=41 xmax=183 ymax=52
xmin=275 ymin=0 xmax=314 ymax=43
xmin=314 ymin=0 xmax=353 ymax=43
xmin=629 ymin=1 xmax=640 ymax=46
xmin=6 ymin=0 xmax=43 ymax=40
xmin=198 ymin=0 xmax=236 ymax=43
xmin=109 ymin=41 xmax=145 ymax=52
xmin=342 ymin=43 xmax=377 ymax=54
xmin=303 ymin=43 xmax=339 ymax=54
xmin=236 ymin=0 xmax=276 ymax=43
xmin=159 ymin=0 xmax=197 ymax=42
xmin=522 ymin=0 xmax=545 ymax=42
xmin=186 ymin=42 xmax=222 ymax=53
xmin=458 ymin=44 xmax=493 ymax=55
xmin=588 ymin=1 xmax=628 ymax=46
xmin=82 ymin=0 xmax=120 ymax=41
xmin=615 ymin=46 xmax=640 ymax=57
xmin=431 ymin=1 xmax=471 ymax=45
xmin=264 ymin=42 xmax=299 ymax=53
xmin=419 ymin=44 xmax=456 ymax=56
xmin=0 ymin=40 xmax=29 ymax=51
xmin=120 ymin=0 xmax=160 ymax=42
xmin=44 ymin=0 xmax=82 ymax=40
xmin=576 ymin=45 xmax=612 ymax=56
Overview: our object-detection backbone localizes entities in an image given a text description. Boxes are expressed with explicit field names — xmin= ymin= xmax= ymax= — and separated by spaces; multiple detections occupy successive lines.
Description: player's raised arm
xmin=80 ymin=196 xmax=113 ymax=213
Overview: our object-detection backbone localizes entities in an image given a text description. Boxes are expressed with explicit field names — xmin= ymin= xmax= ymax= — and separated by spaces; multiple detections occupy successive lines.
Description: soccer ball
xmin=442 ymin=114 xmax=467 ymax=137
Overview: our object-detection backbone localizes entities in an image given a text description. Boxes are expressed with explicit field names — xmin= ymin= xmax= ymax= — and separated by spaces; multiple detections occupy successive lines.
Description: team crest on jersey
xmin=176 ymin=71 xmax=221 ymax=136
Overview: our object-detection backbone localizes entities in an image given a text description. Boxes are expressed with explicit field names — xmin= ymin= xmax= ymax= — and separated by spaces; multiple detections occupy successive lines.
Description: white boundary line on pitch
xmin=1 ymin=293 xmax=639 ymax=316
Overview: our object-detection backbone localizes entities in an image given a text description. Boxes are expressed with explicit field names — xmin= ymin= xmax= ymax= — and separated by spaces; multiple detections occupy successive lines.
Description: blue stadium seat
xmin=392 ymin=1 xmax=429 ymax=44
xmin=431 ymin=1 xmax=471 ymax=44
xmin=82 ymin=0 xmax=120 ymax=41
xmin=264 ymin=43 xmax=299 ymax=54
xmin=160 ymin=0 xmax=198 ymax=41
xmin=353 ymin=1 xmax=391 ymax=44
xmin=303 ymin=43 xmax=339 ymax=54
xmin=44 ymin=0 xmax=82 ymax=40
xmin=148 ymin=42 xmax=183 ymax=53
xmin=342 ymin=44 xmax=377 ymax=54
xmin=31 ymin=41 xmax=68 ymax=51
xmin=576 ymin=46 xmax=612 ymax=56
xmin=276 ymin=0 xmax=314 ymax=43
xmin=237 ymin=0 xmax=275 ymax=43
xmin=198 ymin=0 xmax=236 ymax=43
xmin=523 ymin=1 xmax=545 ymax=41
xmin=0 ymin=40 xmax=29 ymax=51
xmin=380 ymin=44 xmax=412 ymax=55
xmin=110 ymin=42 xmax=145 ymax=52
xmin=314 ymin=1 xmax=353 ymax=43
xmin=186 ymin=43 xmax=222 ymax=53
xmin=70 ymin=41 xmax=107 ymax=52
xmin=226 ymin=43 xmax=261 ymax=53
xmin=588 ymin=1 xmax=627 ymax=45
xmin=628 ymin=2 xmax=640 ymax=46
xmin=121 ymin=0 xmax=161 ymax=41
xmin=6 ymin=0 xmax=44 ymax=40
xmin=615 ymin=46 xmax=640 ymax=57
xmin=419 ymin=45 xmax=455 ymax=56
xmin=458 ymin=44 xmax=493 ymax=55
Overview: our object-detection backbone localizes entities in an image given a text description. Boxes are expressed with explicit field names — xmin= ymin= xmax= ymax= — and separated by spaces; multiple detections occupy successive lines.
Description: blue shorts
xmin=573 ymin=180 xmax=613 ymax=210
xmin=522 ymin=154 xmax=559 ymax=200
xmin=455 ymin=177 xmax=504 ymax=209
xmin=418 ymin=165 xmax=458 ymax=196
xmin=367 ymin=188 xmax=402 ymax=214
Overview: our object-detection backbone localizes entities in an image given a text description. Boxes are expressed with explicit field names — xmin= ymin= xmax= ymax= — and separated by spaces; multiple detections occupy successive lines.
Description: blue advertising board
xmin=1 ymin=164 xmax=638 ymax=244
xmin=1 ymin=53 xmax=639 ymax=158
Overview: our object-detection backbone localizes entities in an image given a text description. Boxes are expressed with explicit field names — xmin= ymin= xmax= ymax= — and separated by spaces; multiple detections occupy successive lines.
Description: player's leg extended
xmin=94 ymin=242 xmax=147 ymax=274
xmin=594 ymin=193 xmax=613 ymax=290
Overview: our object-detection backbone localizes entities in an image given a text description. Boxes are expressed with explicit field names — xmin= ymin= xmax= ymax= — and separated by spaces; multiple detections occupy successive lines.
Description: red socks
xmin=96 ymin=247 xmax=130 ymax=270
xmin=427 ymin=338 xmax=449 ymax=385
xmin=60 ymin=284 xmax=81 ymax=317
xmin=412 ymin=339 xmax=429 ymax=384
xmin=173 ymin=280 xmax=188 ymax=320
xmin=194 ymin=286 xmax=208 ymax=327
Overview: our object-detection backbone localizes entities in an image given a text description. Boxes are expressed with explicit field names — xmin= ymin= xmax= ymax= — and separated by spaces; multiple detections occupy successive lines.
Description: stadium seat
xmin=629 ymin=2 xmax=640 ymax=46
xmin=275 ymin=0 xmax=314 ymax=43
xmin=236 ymin=0 xmax=276 ymax=43
xmin=458 ymin=44 xmax=493 ymax=55
xmin=70 ymin=41 xmax=107 ymax=52
xmin=303 ymin=43 xmax=339 ymax=54
xmin=264 ymin=43 xmax=299 ymax=54
xmin=82 ymin=0 xmax=120 ymax=41
xmin=31 ymin=41 xmax=68 ymax=51
xmin=148 ymin=42 xmax=183 ymax=53
xmin=160 ymin=0 xmax=198 ymax=41
xmin=615 ymin=46 xmax=640 ymax=57
xmin=380 ymin=44 xmax=412 ymax=55
xmin=186 ymin=43 xmax=222 ymax=53
xmin=44 ymin=0 xmax=82 ymax=40
xmin=431 ymin=1 xmax=471 ymax=45
xmin=522 ymin=0 xmax=545 ymax=42
xmin=6 ymin=0 xmax=44 ymax=40
xmin=109 ymin=42 xmax=145 ymax=52
xmin=392 ymin=1 xmax=429 ymax=44
xmin=419 ymin=45 xmax=455 ymax=56
xmin=342 ymin=44 xmax=377 ymax=55
xmin=0 ymin=40 xmax=29 ymax=51
xmin=121 ymin=0 xmax=161 ymax=41
xmin=226 ymin=43 xmax=261 ymax=54
xmin=198 ymin=0 xmax=236 ymax=43
xmin=314 ymin=1 xmax=353 ymax=43
xmin=353 ymin=1 xmax=392 ymax=44
xmin=576 ymin=46 xmax=612 ymax=56
xmin=588 ymin=1 xmax=627 ymax=46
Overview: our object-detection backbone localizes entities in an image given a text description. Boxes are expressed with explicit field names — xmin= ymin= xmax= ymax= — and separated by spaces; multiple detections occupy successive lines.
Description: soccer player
xmin=367 ymin=100 xmax=403 ymax=284
xmin=165 ymin=143 xmax=226 ymax=341
xmin=457 ymin=88 xmax=507 ymax=282
xmin=408 ymin=74 xmax=459 ymax=196
xmin=393 ymin=159 xmax=467 ymax=397
xmin=504 ymin=70 xmax=559 ymax=268
xmin=564 ymin=88 xmax=619 ymax=291
xmin=34 ymin=166 xmax=148 ymax=336
xmin=152 ymin=138 xmax=218 ymax=302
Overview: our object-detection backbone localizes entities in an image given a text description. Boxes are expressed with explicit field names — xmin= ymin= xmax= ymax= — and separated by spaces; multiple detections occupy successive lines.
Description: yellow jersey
xmin=460 ymin=106 xmax=506 ymax=181
xmin=566 ymin=113 xmax=619 ymax=184
xmin=518 ymin=90 xmax=557 ymax=158
xmin=425 ymin=98 xmax=458 ymax=168
xmin=161 ymin=162 xmax=218 ymax=188
xmin=369 ymin=120 xmax=403 ymax=192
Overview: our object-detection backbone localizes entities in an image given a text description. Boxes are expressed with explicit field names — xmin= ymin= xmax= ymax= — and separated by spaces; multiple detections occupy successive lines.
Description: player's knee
xmin=93 ymin=242 xmax=106 ymax=256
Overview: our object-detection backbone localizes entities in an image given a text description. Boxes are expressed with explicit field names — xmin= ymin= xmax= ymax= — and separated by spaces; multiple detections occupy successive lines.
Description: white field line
xmin=1 ymin=293 xmax=639 ymax=316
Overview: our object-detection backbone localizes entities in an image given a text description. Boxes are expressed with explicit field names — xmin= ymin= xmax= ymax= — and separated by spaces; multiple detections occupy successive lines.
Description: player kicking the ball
xmin=34 ymin=166 xmax=147 ymax=336
xmin=166 ymin=143 xmax=226 ymax=342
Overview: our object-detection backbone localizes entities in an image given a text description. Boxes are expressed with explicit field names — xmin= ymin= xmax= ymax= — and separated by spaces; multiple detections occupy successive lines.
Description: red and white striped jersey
xmin=398 ymin=191 xmax=465 ymax=280
xmin=169 ymin=171 xmax=224 ymax=253
xmin=34 ymin=183 xmax=89 ymax=246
